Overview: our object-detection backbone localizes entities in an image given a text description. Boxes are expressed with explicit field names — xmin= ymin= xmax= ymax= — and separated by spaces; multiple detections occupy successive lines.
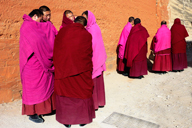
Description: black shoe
xmin=29 ymin=114 xmax=44 ymax=123
xmin=179 ymin=69 xmax=184 ymax=72
xmin=80 ymin=124 xmax=86 ymax=127
xmin=63 ymin=124 xmax=71 ymax=128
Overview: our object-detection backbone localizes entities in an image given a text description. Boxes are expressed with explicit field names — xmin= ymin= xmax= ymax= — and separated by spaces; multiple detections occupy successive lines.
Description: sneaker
xmin=63 ymin=124 xmax=71 ymax=128
xmin=29 ymin=114 xmax=44 ymax=123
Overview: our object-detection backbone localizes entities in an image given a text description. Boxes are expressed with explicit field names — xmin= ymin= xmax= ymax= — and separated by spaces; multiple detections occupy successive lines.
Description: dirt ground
xmin=0 ymin=48 xmax=192 ymax=128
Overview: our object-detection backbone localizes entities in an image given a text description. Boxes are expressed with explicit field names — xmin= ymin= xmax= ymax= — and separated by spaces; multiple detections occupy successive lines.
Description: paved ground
xmin=1 ymin=48 xmax=192 ymax=128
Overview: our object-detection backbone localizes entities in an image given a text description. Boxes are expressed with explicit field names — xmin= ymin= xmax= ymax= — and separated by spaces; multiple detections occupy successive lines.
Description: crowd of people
xmin=19 ymin=5 xmax=189 ymax=127
xmin=20 ymin=6 xmax=106 ymax=127
xmin=117 ymin=17 xmax=189 ymax=79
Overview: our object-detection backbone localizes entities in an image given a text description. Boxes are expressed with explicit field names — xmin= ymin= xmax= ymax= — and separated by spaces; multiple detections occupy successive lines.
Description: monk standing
xmin=124 ymin=18 xmax=149 ymax=79
xmin=151 ymin=21 xmax=172 ymax=73
xmin=59 ymin=10 xmax=74 ymax=29
xmin=82 ymin=10 xmax=107 ymax=110
xmin=171 ymin=18 xmax=189 ymax=72
xmin=53 ymin=16 xmax=95 ymax=128
xmin=39 ymin=5 xmax=58 ymax=35
xmin=117 ymin=16 xmax=134 ymax=74
xmin=20 ymin=9 xmax=56 ymax=123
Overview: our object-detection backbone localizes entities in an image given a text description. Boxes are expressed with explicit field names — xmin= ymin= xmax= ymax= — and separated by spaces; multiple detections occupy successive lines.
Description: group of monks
xmin=19 ymin=6 xmax=107 ymax=127
xmin=117 ymin=17 xmax=189 ymax=79
xmin=19 ymin=5 xmax=189 ymax=127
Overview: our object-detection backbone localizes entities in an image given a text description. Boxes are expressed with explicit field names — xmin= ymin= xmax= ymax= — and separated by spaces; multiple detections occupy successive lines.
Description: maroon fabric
xmin=22 ymin=93 xmax=56 ymax=115
xmin=53 ymin=23 xmax=93 ymax=99
xmin=150 ymin=36 xmax=156 ymax=51
xmin=61 ymin=14 xmax=73 ymax=28
xmin=55 ymin=95 xmax=95 ymax=125
xmin=117 ymin=58 xmax=125 ymax=72
xmin=152 ymin=49 xmax=172 ymax=71
xmin=172 ymin=53 xmax=187 ymax=70
xmin=92 ymin=72 xmax=105 ymax=110
xmin=124 ymin=23 xmax=149 ymax=67
xmin=54 ymin=71 xmax=94 ymax=99
xmin=171 ymin=18 xmax=189 ymax=53
xmin=129 ymin=43 xmax=148 ymax=77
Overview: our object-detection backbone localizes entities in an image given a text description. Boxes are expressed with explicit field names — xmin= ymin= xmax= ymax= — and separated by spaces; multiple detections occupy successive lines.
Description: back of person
xmin=171 ymin=18 xmax=189 ymax=71
xmin=124 ymin=18 xmax=149 ymax=79
xmin=151 ymin=21 xmax=172 ymax=73
xmin=53 ymin=16 xmax=95 ymax=128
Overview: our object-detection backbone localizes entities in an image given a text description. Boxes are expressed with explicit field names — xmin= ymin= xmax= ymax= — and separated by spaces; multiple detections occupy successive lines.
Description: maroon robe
xmin=53 ymin=23 xmax=95 ymax=125
xmin=124 ymin=23 xmax=149 ymax=77
xmin=171 ymin=18 xmax=189 ymax=70
xmin=150 ymin=37 xmax=172 ymax=71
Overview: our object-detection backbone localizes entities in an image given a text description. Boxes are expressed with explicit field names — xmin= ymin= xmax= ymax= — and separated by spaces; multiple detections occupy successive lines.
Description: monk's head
xmin=134 ymin=18 xmax=141 ymax=25
xmin=74 ymin=16 xmax=87 ymax=27
xmin=29 ymin=9 xmax=43 ymax=22
xmin=129 ymin=16 xmax=134 ymax=26
xmin=64 ymin=10 xmax=74 ymax=21
xmin=161 ymin=20 xmax=167 ymax=26
xmin=39 ymin=5 xmax=51 ymax=22
xmin=82 ymin=11 xmax=88 ymax=20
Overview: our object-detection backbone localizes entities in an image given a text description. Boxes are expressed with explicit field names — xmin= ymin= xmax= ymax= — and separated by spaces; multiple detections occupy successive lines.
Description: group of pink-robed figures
xmin=117 ymin=17 xmax=188 ymax=79
xmin=20 ymin=6 xmax=107 ymax=127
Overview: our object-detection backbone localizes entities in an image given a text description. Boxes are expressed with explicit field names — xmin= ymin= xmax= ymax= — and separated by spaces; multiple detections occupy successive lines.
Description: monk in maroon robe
xmin=124 ymin=18 xmax=149 ymax=79
xmin=53 ymin=16 xmax=95 ymax=128
xmin=171 ymin=18 xmax=189 ymax=72
xmin=151 ymin=21 xmax=172 ymax=73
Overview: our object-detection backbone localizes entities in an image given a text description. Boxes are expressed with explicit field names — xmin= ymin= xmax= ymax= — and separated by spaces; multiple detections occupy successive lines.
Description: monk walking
xmin=171 ymin=18 xmax=189 ymax=72
xmin=82 ymin=10 xmax=107 ymax=110
xmin=117 ymin=16 xmax=134 ymax=74
xmin=151 ymin=21 xmax=172 ymax=73
xmin=124 ymin=18 xmax=149 ymax=79
xmin=20 ymin=9 xmax=56 ymax=123
xmin=53 ymin=16 xmax=95 ymax=128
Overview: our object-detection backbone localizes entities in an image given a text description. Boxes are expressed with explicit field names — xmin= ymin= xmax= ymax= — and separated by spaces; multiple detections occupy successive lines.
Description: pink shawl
xmin=86 ymin=11 xmax=107 ymax=79
xmin=154 ymin=25 xmax=171 ymax=53
xmin=118 ymin=22 xmax=132 ymax=59
xmin=20 ymin=14 xmax=55 ymax=105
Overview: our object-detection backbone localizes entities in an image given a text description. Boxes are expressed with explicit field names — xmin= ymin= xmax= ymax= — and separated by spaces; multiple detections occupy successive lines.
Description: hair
xmin=64 ymin=10 xmax=73 ymax=16
xmin=82 ymin=11 xmax=88 ymax=18
xmin=134 ymin=18 xmax=141 ymax=25
xmin=128 ymin=16 xmax=134 ymax=22
xmin=39 ymin=5 xmax=50 ymax=12
xmin=28 ymin=9 xmax=44 ymax=18
xmin=74 ymin=16 xmax=87 ymax=26
xmin=161 ymin=20 xmax=167 ymax=25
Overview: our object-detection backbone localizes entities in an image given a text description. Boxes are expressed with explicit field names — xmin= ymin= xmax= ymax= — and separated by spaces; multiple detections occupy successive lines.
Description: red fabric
xmin=53 ymin=23 xmax=93 ymax=99
xmin=92 ymin=72 xmax=105 ymax=110
xmin=117 ymin=58 xmax=125 ymax=72
xmin=54 ymin=71 xmax=94 ymax=99
xmin=171 ymin=18 xmax=189 ymax=53
xmin=124 ymin=23 xmax=149 ymax=67
xmin=172 ymin=53 xmax=187 ymax=70
xmin=129 ymin=43 xmax=148 ymax=77
xmin=61 ymin=14 xmax=73 ymax=28
xmin=22 ymin=93 xmax=56 ymax=115
xmin=152 ymin=49 xmax=172 ymax=71
xmin=150 ymin=36 xmax=155 ymax=51
xmin=54 ymin=23 xmax=92 ymax=79
xmin=56 ymin=95 xmax=95 ymax=125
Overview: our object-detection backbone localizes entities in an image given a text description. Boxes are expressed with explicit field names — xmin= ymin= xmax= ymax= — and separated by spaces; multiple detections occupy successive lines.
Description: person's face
xmin=43 ymin=11 xmax=51 ymax=21
xmin=131 ymin=21 xmax=134 ymax=26
xmin=66 ymin=13 xmax=74 ymax=21
xmin=82 ymin=14 xmax=87 ymax=20
xmin=32 ymin=14 xmax=43 ymax=22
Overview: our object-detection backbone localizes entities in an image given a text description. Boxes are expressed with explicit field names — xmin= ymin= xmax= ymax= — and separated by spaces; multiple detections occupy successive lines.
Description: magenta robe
xmin=20 ymin=14 xmax=55 ymax=105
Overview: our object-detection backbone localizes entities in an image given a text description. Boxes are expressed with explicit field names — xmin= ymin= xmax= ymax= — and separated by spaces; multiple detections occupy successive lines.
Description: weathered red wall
xmin=0 ymin=0 xmax=169 ymax=103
